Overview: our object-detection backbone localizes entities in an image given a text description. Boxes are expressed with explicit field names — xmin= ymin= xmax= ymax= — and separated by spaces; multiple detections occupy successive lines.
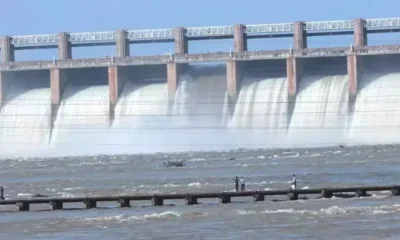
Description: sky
xmin=1 ymin=0 xmax=400 ymax=60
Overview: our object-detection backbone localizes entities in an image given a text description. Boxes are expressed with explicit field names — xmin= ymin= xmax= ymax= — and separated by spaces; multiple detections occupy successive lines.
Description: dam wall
xmin=1 ymin=17 xmax=400 ymax=156
xmin=0 ymin=54 xmax=400 ymax=156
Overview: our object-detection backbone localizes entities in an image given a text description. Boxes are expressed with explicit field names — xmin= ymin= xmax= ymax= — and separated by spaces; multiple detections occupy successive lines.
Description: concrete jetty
xmin=0 ymin=185 xmax=398 ymax=212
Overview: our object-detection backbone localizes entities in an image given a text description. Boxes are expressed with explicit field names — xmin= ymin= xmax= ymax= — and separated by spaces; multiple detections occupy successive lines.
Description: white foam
xmin=76 ymin=210 xmax=209 ymax=224
xmin=163 ymin=183 xmax=181 ymax=187
xmin=188 ymin=182 xmax=202 ymax=187
xmin=231 ymin=204 xmax=400 ymax=217
xmin=17 ymin=193 xmax=34 ymax=197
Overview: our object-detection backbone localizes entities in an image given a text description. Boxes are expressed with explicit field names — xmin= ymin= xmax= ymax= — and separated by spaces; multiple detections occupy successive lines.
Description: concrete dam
xmin=1 ymin=17 xmax=400 ymax=156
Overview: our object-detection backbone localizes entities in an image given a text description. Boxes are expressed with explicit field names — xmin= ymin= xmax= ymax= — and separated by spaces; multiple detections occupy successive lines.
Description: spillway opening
xmin=227 ymin=59 xmax=288 ymax=148
xmin=287 ymin=56 xmax=349 ymax=147
xmin=113 ymin=64 xmax=168 ymax=127
xmin=120 ymin=64 xmax=167 ymax=84
xmin=364 ymin=54 xmax=400 ymax=73
xmin=50 ymin=67 xmax=110 ymax=154
xmin=13 ymin=47 xmax=58 ymax=61
xmin=170 ymin=62 xmax=228 ymax=130
xmin=0 ymin=70 xmax=51 ymax=154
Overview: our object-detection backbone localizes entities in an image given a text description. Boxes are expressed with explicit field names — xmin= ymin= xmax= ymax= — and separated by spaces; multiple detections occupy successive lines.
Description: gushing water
xmin=349 ymin=71 xmax=400 ymax=144
xmin=227 ymin=73 xmax=288 ymax=148
xmin=50 ymin=83 xmax=109 ymax=154
xmin=0 ymin=78 xmax=50 ymax=156
xmin=1 ymin=65 xmax=400 ymax=157
xmin=287 ymin=74 xmax=349 ymax=146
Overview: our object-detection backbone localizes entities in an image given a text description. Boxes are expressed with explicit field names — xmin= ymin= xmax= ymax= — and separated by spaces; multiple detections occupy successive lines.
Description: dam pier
xmin=1 ymin=18 xmax=400 ymax=121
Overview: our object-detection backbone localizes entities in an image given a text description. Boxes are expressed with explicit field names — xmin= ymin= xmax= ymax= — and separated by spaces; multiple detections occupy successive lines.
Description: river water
xmin=0 ymin=144 xmax=399 ymax=239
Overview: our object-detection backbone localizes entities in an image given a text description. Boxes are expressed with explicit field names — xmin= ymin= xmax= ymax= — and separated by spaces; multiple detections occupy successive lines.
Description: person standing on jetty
xmin=233 ymin=176 xmax=239 ymax=192
xmin=291 ymin=175 xmax=297 ymax=190
xmin=239 ymin=177 xmax=245 ymax=191
xmin=0 ymin=186 xmax=4 ymax=200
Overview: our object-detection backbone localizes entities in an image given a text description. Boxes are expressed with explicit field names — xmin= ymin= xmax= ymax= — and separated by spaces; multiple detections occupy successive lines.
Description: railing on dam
xmin=1 ymin=17 xmax=400 ymax=63
xmin=7 ymin=18 xmax=400 ymax=47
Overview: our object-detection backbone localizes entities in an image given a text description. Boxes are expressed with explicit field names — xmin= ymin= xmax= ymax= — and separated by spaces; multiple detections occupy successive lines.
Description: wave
xmin=74 ymin=210 xmax=208 ymax=224
xmin=230 ymin=204 xmax=400 ymax=216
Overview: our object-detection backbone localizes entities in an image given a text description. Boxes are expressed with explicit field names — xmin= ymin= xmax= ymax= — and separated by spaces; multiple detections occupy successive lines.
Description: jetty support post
xmin=185 ymin=195 xmax=198 ymax=205
xmin=288 ymin=191 xmax=298 ymax=200
xmin=152 ymin=195 xmax=164 ymax=206
xmin=118 ymin=198 xmax=131 ymax=208
xmin=356 ymin=189 xmax=367 ymax=198
xmin=321 ymin=189 xmax=333 ymax=199
xmin=51 ymin=200 xmax=63 ymax=210
xmin=391 ymin=186 xmax=400 ymax=196
xmin=84 ymin=199 xmax=97 ymax=209
xmin=219 ymin=194 xmax=231 ymax=204
xmin=253 ymin=192 xmax=265 ymax=202
xmin=17 ymin=202 xmax=29 ymax=211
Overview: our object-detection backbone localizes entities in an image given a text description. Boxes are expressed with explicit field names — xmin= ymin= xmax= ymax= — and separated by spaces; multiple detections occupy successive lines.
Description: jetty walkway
xmin=0 ymin=185 xmax=399 ymax=212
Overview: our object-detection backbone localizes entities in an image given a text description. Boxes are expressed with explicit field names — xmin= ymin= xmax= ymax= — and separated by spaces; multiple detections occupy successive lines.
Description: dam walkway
xmin=0 ymin=185 xmax=399 ymax=212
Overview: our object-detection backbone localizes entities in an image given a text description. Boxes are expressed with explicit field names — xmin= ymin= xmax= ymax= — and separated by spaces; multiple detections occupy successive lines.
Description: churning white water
xmin=287 ymin=74 xmax=349 ymax=146
xmin=349 ymin=71 xmax=400 ymax=144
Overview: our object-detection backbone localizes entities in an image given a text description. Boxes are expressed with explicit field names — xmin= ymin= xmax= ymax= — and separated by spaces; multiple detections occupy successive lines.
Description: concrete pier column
xmin=321 ymin=189 xmax=333 ymax=198
xmin=167 ymin=62 xmax=185 ymax=101
xmin=391 ymin=187 xmax=400 ymax=196
xmin=84 ymin=199 xmax=97 ymax=209
xmin=219 ymin=195 xmax=231 ymax=204
xmin=174 ymin=27 xmax=188 ymax=54
xmin=286 ymin=57 xmax=304 ymax=97
xmin=253 ymin=193 xmax=265 ymax=202
xmin=50 ymin=68 xmax=68 ymax=118
xmin=1 ymin=36 xmax=15 ymax=62
xmin=51 ymin=200 xmax=63 ymax=210
xmin=288 ymin=191 xmax=298 ymax=200
xmin=152 ymin=196 xmax=164 ymax=206
xmin=294 ymin=21 xmax=307 ymax=50
xmin=17 ymin=202 xmax=29 ymax=211
xmin=347 ymin=54 xmax=364 ymax=109
xmin=116 ymin=30 xmax=129 ymax=57
xmin=354 ymin=19 xmax=367 ymax=47
xmin=356 ymin=189 xmax=367 ymax=198
xmin=108 ymin=65 xmax=121 ymax=118
xmin=226 ymin=60 xmax=242 ymax=99
xmin=185 ymin=195 xmax=198 ymax=205
xmin=58 ymin=32 xmax=72 ymax=60
xmin=234 ymin=24 xmax=247 ymax=52
xmin=0 ymin=71 xmax=4 ymax=110
xmin=118 ymin=198 xmax=131 ymax=208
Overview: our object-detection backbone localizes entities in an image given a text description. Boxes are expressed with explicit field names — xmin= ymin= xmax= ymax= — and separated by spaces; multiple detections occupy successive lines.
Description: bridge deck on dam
xmin=1 ymin=45 xmax=400 ymax=71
